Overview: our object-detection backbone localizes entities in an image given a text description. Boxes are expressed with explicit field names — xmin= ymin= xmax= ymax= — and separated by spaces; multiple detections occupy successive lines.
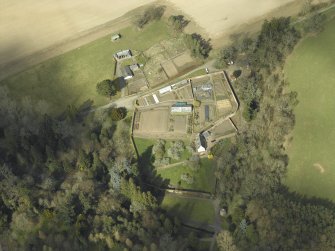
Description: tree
xmin=153 ymin=139 xmax=166 ymax=159
xmin=188 ymin=155 xmax=200 ymax=171
xmin=216 ymin=46 xmax=238 ymax=67
xmin=96 ymin=79 xmax=117 ymax=97
xmin=303 ymin=13 xmax=327 ymax=33
xmin=109 ymin=107 xmax=127 ymax=121
xmin=134 ymin=5 xmax=165 ymax=28
xmin=216 ymin=231 xmax=238 ymax=251
xmin=77 ymin=149 xmax=92 ymax=170
xmin=167 ymin=141 xmax=185 ymax=160
xmin=183 ymin=33 xmax=212 ymax=59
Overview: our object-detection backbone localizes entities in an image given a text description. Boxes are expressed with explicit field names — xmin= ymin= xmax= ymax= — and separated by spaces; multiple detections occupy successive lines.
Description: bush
xmin=180 ymin=173 xmax=194 ymax=184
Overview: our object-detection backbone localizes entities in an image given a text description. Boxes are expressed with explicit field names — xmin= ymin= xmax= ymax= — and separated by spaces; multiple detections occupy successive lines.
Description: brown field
xmin=168 ymin=0 xmax=298 ymax=37
xmin=161 ymin=60 xmax=178 ymax=78
xmin=0 ymin=0 xmax=155 ymax=67
xmin=173 ymin=53 xmax=194 ymax=68
xmin=1 ymin=0 xmax=308 ymax=79
xmin=136 ymin=108 xmax=170 ymax=133
xmin=212 ymin=119 xmax=237 ymax=138
xmin=176 ymin=85 xmax=194 ymax=100
xmin=172 ymin=115 xmax=188 ymax=133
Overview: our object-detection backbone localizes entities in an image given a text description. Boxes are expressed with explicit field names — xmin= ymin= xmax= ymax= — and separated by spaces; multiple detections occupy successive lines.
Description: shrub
xmin=180 ymin=173 xmax=194 ymax=184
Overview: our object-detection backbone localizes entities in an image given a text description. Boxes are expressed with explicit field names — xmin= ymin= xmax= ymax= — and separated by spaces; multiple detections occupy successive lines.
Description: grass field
xmin=161 ymin=194 xmax=215 ymax=225
xmin=284 ymin=18 xmax=335 ymax=201
xmin=0 ymin=21 xmax=171 ymax=114
xmin=157 ymin=159 xmax=216 ymax=192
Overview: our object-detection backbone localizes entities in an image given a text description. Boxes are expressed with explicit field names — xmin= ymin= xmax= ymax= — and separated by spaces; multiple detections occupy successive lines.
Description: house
xmin=196 ymin=133 xmax=207 ymax=153
xmin=111 ymin=34 xmax=121 ymax=42
xmin=114 ymin=49 xmax=132 ymax=60
xmin=121 ymin=65 xmax=133 ymax=80
xmin=171 ymin=102 xmax=193 ymax=114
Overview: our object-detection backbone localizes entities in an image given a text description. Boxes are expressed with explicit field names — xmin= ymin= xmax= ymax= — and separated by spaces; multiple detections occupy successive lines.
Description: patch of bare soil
xmin=313 ymin=163 xmax=325 ymax=174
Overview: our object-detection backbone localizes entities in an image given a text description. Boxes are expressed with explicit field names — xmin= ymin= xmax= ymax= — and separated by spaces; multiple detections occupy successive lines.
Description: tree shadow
xmin=137 ymin=146 xmax=170 ymax=202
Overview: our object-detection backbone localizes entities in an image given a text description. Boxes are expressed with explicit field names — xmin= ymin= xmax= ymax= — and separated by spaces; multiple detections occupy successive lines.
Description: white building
xmin=159 ymin=86 xmax=172 ymax=95
xmin=195 ymin=133 xmax=207 ymax=153
xmin=170 ymin=106 xmax=192 ymax=114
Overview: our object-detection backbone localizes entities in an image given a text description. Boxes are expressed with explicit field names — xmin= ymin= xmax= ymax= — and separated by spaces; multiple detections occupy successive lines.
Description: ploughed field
xmin=284 ymin=18 xmax=335 ymax=201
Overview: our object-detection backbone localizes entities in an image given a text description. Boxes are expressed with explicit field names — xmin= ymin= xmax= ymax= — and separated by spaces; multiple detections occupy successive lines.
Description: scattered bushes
xmin=168 ymin=15 xmax=189 ymax=33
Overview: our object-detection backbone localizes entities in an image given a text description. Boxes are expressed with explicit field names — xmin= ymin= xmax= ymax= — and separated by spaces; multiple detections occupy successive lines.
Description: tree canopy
xmin=96 ymin=79 xmax=117 ymax=97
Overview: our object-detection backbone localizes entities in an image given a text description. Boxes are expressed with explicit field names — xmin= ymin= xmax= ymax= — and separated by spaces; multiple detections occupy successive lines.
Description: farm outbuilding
xmin=111 ymin=34 xmax=121 ymax=41
xmin=114 ymin=49 xmax=132 ymax=60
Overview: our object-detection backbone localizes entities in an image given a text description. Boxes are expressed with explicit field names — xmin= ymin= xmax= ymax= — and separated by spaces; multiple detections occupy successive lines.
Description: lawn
xmin=161 ymin=194 xmax=215 ymax=225
xmin=0 ymin=21 xmax=171 ymax=115
xmin=157 ymin=159 xmax=216 ymax=193
xmin=284 ymin=18 xmax=335 ymax=201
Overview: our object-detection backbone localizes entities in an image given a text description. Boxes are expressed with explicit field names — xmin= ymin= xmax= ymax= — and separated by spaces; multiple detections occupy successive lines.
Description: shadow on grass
xmin=165 ymin=196 xmax=215 ymax=232
xmin=138 ymin=146 xmax=170 ymax=203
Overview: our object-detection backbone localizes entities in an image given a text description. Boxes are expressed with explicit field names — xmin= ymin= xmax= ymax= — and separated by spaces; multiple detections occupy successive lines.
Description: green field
xmin=284 ymin=18 xmax=335 ymax=201
xmin=161 ymin=194 xmax=215 ymax=225
xmin=157 ymin=159 xmax=216 ymax=192
xmin=0 ymin=21 xmax=171 ymax=114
